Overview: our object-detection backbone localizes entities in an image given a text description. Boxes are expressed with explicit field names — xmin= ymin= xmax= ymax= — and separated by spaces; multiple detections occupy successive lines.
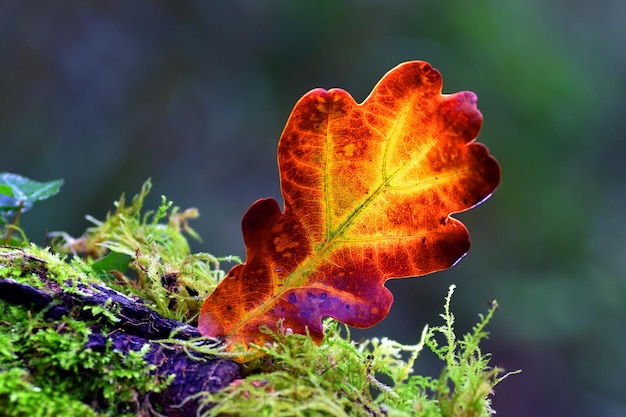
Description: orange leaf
xmin=199 ymin=61 xmax=500 ymax=361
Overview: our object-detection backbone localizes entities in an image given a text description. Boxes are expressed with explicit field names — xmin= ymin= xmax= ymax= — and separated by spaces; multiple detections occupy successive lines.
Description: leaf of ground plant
xmin=90 ymin=251 xmax=131 ymax=280
xmin=0 ymin=184 xmax=13 ymax=197
xmin=0 ymin=172 xmax=64 ymax=203
xmin=199 ymin=61 xmax=500 ymax=360
xmin=0 ymin=172 xmax=64 ymax=222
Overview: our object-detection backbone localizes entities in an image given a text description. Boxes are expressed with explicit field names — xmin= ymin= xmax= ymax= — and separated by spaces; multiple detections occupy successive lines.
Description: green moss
xmin=0 ymin=367 xmax=97 ymax=417
xmin=191 ymin=286 xmax=517 ymax=417
xmin=0 ymin=301 xmax=171 ymax=417
xmin=51 ymin=179 xmax=238 ymax=323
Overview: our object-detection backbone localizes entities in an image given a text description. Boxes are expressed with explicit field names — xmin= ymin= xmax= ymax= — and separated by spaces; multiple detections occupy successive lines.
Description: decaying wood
xmin=0 ymin=251 xmax=241 ymax=417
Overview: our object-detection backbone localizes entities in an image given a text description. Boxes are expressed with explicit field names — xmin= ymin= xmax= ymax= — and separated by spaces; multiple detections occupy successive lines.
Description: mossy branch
xmin=1 ymin=180 xmax=516 ymax=416
xmin=0 ymin=247 xmax=240 ymax=416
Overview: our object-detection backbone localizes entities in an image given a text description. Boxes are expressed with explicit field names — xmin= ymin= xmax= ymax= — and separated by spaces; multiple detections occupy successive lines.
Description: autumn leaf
xmin=199 ymin=61 xmax=500 ymax=361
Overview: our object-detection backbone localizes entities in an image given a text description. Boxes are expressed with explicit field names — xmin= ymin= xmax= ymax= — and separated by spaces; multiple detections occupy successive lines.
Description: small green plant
xmin=0 ymin=172 xmax=63 ymax=246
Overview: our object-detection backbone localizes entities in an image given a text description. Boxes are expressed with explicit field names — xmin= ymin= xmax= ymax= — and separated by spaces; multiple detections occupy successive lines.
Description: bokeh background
xmin=2 ymin=1 xmax=625 ymax=416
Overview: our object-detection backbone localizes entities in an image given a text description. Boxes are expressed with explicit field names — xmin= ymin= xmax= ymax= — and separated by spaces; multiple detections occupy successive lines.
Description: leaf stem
xmin=2 ymin=200 xmax=24 ymax=245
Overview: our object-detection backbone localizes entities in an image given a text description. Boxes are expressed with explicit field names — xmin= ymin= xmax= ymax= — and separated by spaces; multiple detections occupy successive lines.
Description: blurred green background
xmin=2 ymin=1 xmax=624 ymax=415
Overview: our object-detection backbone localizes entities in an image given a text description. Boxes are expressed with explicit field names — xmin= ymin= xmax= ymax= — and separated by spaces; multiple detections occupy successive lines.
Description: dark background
xmin=2 ymin=1 xmax=625 ymax=416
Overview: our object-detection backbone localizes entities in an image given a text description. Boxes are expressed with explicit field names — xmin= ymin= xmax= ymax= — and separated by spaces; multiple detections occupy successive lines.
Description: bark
xmin=0 ymin=252 xmax=240 ymax=417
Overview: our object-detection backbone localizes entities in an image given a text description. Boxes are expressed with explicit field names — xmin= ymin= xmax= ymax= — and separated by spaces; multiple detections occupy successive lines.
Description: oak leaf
xmin=199 ymin=61 xmax=500 ymax=361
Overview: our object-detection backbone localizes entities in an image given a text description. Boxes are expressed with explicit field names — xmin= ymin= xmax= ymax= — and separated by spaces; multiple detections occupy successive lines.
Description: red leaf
xmin=199 ymin=61 xmax=500 ymax=361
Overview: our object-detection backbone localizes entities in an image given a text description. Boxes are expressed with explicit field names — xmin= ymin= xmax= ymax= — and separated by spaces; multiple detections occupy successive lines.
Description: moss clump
xmin=0 ymin=301 xmax=171 ymax=417
xmin=190 ymin=286 xmax=517 ymax=417
xmin=51 ymin=179 xmax=238 ymax=324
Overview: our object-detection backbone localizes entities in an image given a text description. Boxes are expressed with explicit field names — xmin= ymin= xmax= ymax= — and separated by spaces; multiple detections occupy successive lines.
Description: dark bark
xmin=0 ymin=253 xmax=241 ymax=417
